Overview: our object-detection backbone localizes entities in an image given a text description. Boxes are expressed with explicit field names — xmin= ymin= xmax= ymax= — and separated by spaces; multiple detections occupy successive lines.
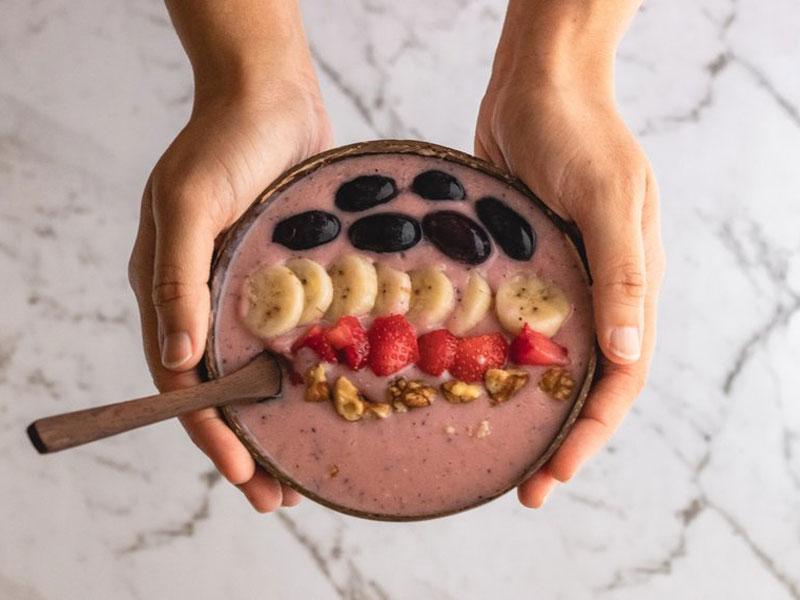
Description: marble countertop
xmin=2 ymin=0 xmax=799 ymax=598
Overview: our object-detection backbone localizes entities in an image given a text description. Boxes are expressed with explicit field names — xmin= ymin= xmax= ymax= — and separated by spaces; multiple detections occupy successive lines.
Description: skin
xmin=129 ymin=0 xmax=664 ymax=512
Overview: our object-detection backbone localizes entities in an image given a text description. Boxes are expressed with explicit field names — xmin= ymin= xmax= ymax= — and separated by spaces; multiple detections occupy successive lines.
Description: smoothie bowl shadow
xmin=205 ymin=140 xmax=597 ymax=521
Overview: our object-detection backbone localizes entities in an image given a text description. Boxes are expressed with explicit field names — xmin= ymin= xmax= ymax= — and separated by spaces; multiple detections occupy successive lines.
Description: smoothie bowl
xmin=206 ymin=140 xmax=596 ymax=521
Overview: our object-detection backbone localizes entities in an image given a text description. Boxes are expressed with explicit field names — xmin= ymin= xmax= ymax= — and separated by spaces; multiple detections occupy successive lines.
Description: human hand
xmin=476 ymin=0 xmax=665 ymax=507
xmin=128 ymin=1 xmax=331 ymax=512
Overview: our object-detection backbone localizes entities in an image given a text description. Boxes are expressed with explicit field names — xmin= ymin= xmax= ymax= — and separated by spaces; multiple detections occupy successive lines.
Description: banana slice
xmin=495 ymin=274 xmax=571 ymax=336
xmin=373 ymin=263 xmax=412 ymax=316
xmin=447 ymin=271 xmax=492 ymax=335
xmin=240 ymin=264 xmax=304 ymax=338
xmin=326 ymin=254 xmax=378 ymax=320
xmin=406 ymin=265 xmax=455 ymax=328
xmin=286 ymin=258 xmax=334 ymax=325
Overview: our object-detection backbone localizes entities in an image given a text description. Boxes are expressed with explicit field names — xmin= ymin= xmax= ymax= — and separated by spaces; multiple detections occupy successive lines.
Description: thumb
xmin=577 ymin=198 xmax=646 ymax=365
xmin=152 ymin=195 xmax=216 ymax=372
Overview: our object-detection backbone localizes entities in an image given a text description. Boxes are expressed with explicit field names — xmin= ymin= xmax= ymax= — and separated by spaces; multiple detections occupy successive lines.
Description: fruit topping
xmin=450 ymin=332 xmax=508 ymax=383
xmin=304 ymin=364 xmax=331 ymax=403
xmin=441 ymin=380 xmax=482 ymax=404
xmin=422 ymin=210 xmax=492 ymax=265
xmin=387 ymin=377 xmax=436 ymax=408
xmin=538 ymin=367 xmax=575 ymax=401
xmin=291 ymin=324 xmax=338 ymax=363
xmin=373 ymin=263 xmax=411 ymax=316
xmin=416 ymin=329 xmax=458 ymax=376
xmin=508 ymin=324 xmax=569 ymax=366
xmin=495 ymin=274 xmax=571 ymax=336
xmin=272 ymin=210 xmax=340 ymax=250
xmin=367 ymin=315 xmax=419 ymax=376
xmin=333 ymin=376 xmax=366 ymax=421
xmin=326 ymin=254 xmax=378 ymax=320
xmin=286 ymin=258 xmax=334 ymax=326
xmin=475 ymin=197 xmax=536 ymax=260
xmin=348 ymin=212 xmax=422 ymax=253
xmin=411 ymin=170 xmax=466 ymax=200
xmin=406 ymin=266 xmax=455 ymax=328
xmin=447 ymin=271 xmax=492 ymax=335
xmin=325 ymin=315 xmax=370 ymax=370
xmin=240 ymin=264 xmax=304 ymax=338
xmin=335 ymin=175 xmax=398 ymax=212
xmin=484 ymin=368 xmax=529 ymax=404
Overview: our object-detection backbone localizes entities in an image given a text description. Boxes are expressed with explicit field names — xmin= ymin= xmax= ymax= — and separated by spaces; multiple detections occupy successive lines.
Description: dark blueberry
xmin=475 ymin=197 xmax=536 ymax=261
xmin=348 ymin=213 xmax=421 ymax=253
xmin=421 ymin=210 xmax=491 ymax=265
xmin=272 ymin=210 xmax=340 ymax=250
xmin=335 ymin=175 xmax=398 ymax=212
xmin=411 ymin=170 xmax=466 ymax=201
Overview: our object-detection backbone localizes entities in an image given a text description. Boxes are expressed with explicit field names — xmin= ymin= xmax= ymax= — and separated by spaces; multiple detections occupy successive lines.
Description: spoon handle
xmin=27 ymin=353 xmax=282 ymax=454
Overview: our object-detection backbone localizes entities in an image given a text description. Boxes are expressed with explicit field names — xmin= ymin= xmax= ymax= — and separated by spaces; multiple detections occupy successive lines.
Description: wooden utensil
xmin=27 ymin=352 xmax=282 ymax=454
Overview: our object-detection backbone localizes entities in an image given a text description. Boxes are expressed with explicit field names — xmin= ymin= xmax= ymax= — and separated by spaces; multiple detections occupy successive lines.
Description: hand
xmin=128 ymin=84 xmax=331 ymax=512
xmin=476 ymin=3 xmax=665 ymax=507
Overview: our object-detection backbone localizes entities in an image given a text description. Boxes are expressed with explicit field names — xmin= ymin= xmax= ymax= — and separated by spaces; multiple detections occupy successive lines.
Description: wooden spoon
xmin=27 ymin=352 xmax=282 ymax=454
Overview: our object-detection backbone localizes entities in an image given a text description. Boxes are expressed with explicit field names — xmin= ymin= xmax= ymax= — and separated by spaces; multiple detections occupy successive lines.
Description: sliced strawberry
xmin=325 ymin=316 xmax=369 ymax=370
xmin=417 ymin=329 xmax=458 ymax=376
xmin=450 ymin=332 xmax=508 ymax=382
xmin=367 ymin=315 xmax=419 ymax=376
xmin=291 ymin=324 xmax=338 ymax=363
xmin=509 ymin=324 xmax=569 ymax=366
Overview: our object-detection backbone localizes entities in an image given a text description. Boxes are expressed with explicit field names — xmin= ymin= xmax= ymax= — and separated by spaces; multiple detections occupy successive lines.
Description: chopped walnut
xmin=441 ymin=380 xmax=482 ymax=404
xmin=333 ymin=376 xmax=366 ymax=421
xmin=392 ymin=402 xmax=408 ymax=413
xmin=329 ymin=465 xmax=340 ymax=478
xmin=364 ymin=401 xmax=392 ymax=419
xmin=304 ymin=364 xmax=331 ymax=403
xmin=387 ymin=377 xmax=436 ymax=408
xmin=444 ymin=425 xmax=457 ymax=436
xmin=476 ymin=419 xmax=492 ymax=439
xmin=484 ymin=368 xmax=529 ymax=404
xmin=538 ymin=368 xmax=575 ymax=401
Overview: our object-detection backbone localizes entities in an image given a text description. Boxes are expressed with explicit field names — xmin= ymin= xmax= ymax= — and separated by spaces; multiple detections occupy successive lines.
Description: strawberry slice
xmin=367 ymin=315 xmax=419 ymax=376
xmin=291 ymin=324 xmax=338 ymax=363
xmin=509 ymin=324 xmax=569 ymax=366
xmin=417 ymin=329 xmax=458 ymax=376
xmin=450 ymin=332 xmax=508 ymax=383
xmin=325 ymin=316 xmax=369 ymax=370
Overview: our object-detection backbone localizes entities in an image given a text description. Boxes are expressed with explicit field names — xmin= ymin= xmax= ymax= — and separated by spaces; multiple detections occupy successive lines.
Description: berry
xmin=450 ymin=332 xmax=508 ymax=382
xmin=325 ymin=316 xmax=369 ymax=370
xmin=291 ymin=325 xmax=338 ymax=363
xmin=509 ymin=324 xmax=569 ymax=366
xmin=417 ymin=329 xmax=458 ymax=376
xmin=272 ymin=210 xmax=340 ymax=250
xmin=367 ymin=315 xmax=419 ymax=376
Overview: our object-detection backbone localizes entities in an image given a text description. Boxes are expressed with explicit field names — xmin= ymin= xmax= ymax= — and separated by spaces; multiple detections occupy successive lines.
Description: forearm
xmin=490 ymin=0 xmax=640 ymax=94
xmin=165 ymin=0 xmax=315 ymax=104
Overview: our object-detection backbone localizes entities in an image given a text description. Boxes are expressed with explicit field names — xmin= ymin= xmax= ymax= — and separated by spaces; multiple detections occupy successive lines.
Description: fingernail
xmin=161 ymin=331 xmax=192 ymax=369
xmin=609 ymin=326 xmax=641 ymax=361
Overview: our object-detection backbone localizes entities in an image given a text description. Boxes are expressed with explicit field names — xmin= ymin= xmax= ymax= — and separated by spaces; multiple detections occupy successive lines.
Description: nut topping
xmin=484 ymin=368 xmax=529 ymax=404
xmin=304 ymin=364 xmax=331 ymax=403
xmin=387 ymin=377 xmax=436 ymax=408
xmin=476 ymin=419 xmax=492 ymax=439
xmin=441 ymin=380 xmax=482 ymax=404
xmin=364 ymin=401 xmax=392 ymax=419
xmin=538 ymin=368 xmax=575 ymax=401
xmin=333 ymin=376 xmax=366 ymax=421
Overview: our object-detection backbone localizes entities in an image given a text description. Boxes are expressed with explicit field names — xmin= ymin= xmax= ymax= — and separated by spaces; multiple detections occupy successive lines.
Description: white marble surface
xmin=2 ymin=0 xmax=799 ymax=598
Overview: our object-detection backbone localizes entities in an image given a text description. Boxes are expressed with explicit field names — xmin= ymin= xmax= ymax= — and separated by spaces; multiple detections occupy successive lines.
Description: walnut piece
xmin=333 ymin=376 xmax=366 ymax=421
xmin=304 ymin=364 xmax=331 ymax=403
xmin=476 ymin=419 xmax=492 ymax=439
xmin=387 ymin=377 xmax=436 ymax=408
xmin=538 ymin=368 xmax=575 ymax=401
xmin=441 ymin=380 xmax=482 ymax=404
xmin=484 ymin=368 xmax=530 ymax=404
xmin=364 ymin=401 xmax=392 ymax=419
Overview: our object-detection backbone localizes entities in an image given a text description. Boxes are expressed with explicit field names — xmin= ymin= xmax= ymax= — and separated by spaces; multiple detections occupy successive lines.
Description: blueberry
xmin=475 ymin=197 xmax=536 ymax=261
xmin=272 ymin=210 xmax=341 ymax=250
xmin=411 ymin=170 xmax=465 ymax=200
xmin=421 ymin=211 xmax=491 ymax=265
xmin=348 ymin=213 xmax=421 ymax=253
xmin=335 ymin=175 xmax=398 ymax=212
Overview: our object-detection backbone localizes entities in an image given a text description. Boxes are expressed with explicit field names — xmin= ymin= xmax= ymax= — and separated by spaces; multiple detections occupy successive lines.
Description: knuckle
xmin=603 ymin=262 xmax=647 ymax=301
xmin=151 ymin=263 xmax=198 ymax=308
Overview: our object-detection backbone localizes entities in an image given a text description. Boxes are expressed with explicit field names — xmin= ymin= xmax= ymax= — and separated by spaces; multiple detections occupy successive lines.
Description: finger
xmin=281 ymin=484 xmax=303 ymax=507
xmin=238 ymin=469 xmax=284 ymax=513
xmin=517 ymin=467 xmax=559 ymax=508
xmin=576 ymin=180 xmax=647 ymax=365
xmin=180 ymin=408 xmax=256 ymax=485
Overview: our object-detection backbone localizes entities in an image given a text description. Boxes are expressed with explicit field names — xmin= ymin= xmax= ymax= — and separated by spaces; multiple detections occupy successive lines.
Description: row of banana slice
xmin=241 ymin=254 xmax=571 ymax=340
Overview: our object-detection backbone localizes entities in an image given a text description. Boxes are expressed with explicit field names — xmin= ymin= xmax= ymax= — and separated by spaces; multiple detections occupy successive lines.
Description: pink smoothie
xmin=208 ymin=149 xmax=594 ymax=519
